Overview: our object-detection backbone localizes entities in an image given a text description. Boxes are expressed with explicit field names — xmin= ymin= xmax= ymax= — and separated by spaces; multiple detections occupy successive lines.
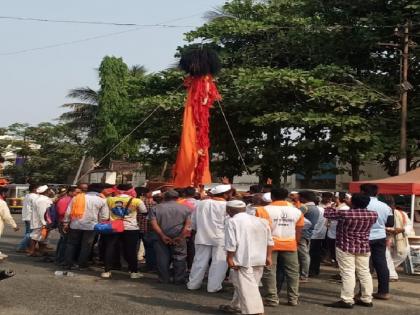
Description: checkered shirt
xmin=324 ymin=208 xmax=378 ymax=254
xmin=138 ymin=198 xmax=156 ymax=234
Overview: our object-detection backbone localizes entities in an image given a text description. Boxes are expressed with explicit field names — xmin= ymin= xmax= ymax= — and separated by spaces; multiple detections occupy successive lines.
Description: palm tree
xmin=203 ymin=5 xmax=236 ymax=21
xmin=59 ymin=87 xmax=99 ymax=132
xmin=129 ymin=65 xmax=147 ymax=77
xmin=59 ymin=64 xmax=145 ymax=132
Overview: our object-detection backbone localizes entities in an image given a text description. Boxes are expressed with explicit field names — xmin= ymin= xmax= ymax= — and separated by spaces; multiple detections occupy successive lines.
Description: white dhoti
xmin=386 ymin=248 xmax=398 ymax=280
xmin=137 ymin=241 xmax=145 ymax=261
xmin=230 ymin=266 xmax=264 ymax=315
xmin=387 ymin=238 xmax=409 ymax=280
xmin=187 ymin=244 xmax=228 ymax=292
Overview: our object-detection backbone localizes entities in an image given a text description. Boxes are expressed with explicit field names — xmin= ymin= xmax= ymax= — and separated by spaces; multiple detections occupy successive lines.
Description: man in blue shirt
xmin=298 ymin=191 xmax=320 ymax=282
xmin=360 ymin=184 xmax=394 ymax=300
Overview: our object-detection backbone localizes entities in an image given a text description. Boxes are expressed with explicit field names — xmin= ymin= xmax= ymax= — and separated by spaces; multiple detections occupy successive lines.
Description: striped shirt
xmin=324 ymin=207 xmax=378 ymax=254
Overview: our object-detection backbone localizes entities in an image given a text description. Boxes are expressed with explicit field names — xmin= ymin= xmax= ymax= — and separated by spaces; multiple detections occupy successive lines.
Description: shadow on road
xmin=116 ymin=292 xmax=221 ymax=314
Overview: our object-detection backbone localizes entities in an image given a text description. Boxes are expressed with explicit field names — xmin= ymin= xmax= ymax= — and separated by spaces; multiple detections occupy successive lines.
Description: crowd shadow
xmin=115 ymin=292 xmax=221 ymax=314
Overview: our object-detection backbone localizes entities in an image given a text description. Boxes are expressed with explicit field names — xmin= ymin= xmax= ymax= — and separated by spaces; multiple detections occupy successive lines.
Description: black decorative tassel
xmin=179 ymin=45 xmax=221 ymax=76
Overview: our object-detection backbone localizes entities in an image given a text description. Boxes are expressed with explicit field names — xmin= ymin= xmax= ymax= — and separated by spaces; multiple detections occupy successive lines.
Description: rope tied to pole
xmin=76 ymin=105 xmax=162 ymax=183
xmin=216 ymin=100 xmax=250 ymax=175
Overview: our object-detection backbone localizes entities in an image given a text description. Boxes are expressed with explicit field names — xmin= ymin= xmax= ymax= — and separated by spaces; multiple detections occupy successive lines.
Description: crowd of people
xmin=0 ymin=181 xmax=415 ymax=313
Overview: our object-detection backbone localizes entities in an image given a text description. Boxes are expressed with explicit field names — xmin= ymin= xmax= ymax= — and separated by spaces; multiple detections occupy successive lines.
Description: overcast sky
xmin=0 ymin=0 xmax=225 ymax=127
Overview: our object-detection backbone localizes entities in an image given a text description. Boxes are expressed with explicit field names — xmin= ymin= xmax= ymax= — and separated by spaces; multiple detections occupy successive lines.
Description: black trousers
xmin=326 ymin=237 xmax=336 ymax=261
xmin=143 ymin=232 xmax=158 ymax=271
xmin=309 ymin=239 xmax=324 ymax=276
xmin=370 ymin=238 xmax=389 ymax=294
xmin=104 ymin=230 xmax=139 ymax=273
xmin=153 ymin=239 xmax=187 ymax=284
xmin=65 ymin=229 xmax=96 ymax=268
xmin=186 ymin=235 xmax=195 ymax=270
xmin=98 ymin=234 xmax=106 ymax=262
xmin=55 ymin=232 xmax=68 ymax=265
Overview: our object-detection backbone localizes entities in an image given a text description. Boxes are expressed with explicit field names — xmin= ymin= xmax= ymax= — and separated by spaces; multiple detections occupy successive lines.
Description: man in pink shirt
xmin=56 ymin=186 xmax=80 ymax=265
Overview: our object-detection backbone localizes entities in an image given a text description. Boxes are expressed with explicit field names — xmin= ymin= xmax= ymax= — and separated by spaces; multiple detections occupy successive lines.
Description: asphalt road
xmin=1 ymin=216 xmax=420 ymax=315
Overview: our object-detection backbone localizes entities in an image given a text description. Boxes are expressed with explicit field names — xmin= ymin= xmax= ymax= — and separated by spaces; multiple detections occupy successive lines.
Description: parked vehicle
xmin=6 ymin=184 xmax=29 ymax=213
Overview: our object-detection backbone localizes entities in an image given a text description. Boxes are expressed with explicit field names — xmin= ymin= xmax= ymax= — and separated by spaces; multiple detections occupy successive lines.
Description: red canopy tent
xmin=349 ymin=167 xmax=420 ymax=195
xmin=349 ymin=167 xmax=420 ymax=221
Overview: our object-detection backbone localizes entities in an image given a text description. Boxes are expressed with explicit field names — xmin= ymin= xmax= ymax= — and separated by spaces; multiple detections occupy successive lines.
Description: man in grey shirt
xmin=63 ymin=183 xmax=109 ymax=269
xmin=149 ymin=190 xmax=191 ymax=284
xmin=298 ymin=190 xmax=320 ymax=282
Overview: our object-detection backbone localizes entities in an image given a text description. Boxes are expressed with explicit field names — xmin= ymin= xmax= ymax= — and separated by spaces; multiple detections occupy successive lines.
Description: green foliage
xmin=128 ymin=70 xmax=185 ymax=179
xmin=59 ymin=87 xmax=99 ymax=133
xmin=182 ymin=0 xmax=420 ymax=181
xmin=55 ymin=0 xmax=420 ymax=184
xmin=2 ymin=123 xmax=85 ymax=184
xmin=92 ymin=56 xmax=136 ymax=164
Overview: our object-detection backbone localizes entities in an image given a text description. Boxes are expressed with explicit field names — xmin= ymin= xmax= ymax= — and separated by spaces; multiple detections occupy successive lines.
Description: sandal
xmin=0 ymin=269 xmax=15 ymax=281
xmin=27 ymin=252 xmax=42 ymax=257
xmin=218 ymin=304 xmax=241 ymax=313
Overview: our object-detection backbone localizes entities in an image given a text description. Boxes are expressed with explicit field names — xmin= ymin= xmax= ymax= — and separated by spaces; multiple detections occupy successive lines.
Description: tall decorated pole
xmin=173 ymin=46 xmax=221 ymax=187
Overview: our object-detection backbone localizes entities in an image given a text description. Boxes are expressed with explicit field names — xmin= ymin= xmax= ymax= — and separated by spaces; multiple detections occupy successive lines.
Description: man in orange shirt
xmin=258 ymin=188 xmax=304 ymax=307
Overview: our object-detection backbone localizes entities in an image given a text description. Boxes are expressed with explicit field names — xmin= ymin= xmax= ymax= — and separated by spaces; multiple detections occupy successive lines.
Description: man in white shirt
xmin=63 ymin=183 xmax=109 ymax=270
xmin=0 ymin=187 xmax=19 ymax=260
xmin=308 ymin=192 xmax=334 ymax=276
xmin=309 ymin=202 xmax=328 ymax=277
xmin=219 ymin=200 xmax=273 ymax=315
xmin=187 ymin=184 xmax=232 ymax=293
xmin=28 ymin=185 xmax=52 ymax=256
xmin=326 ymin=192 xmax=350 ymax=265
xmin=17 ymin=184 xmax=38 ymax=252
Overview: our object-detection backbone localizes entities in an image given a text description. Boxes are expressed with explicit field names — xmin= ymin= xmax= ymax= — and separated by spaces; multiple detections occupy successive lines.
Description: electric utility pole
xmin=379 ymin=21 xmax=413 ymax=175
xmin=399 ymin=21 xmax=411 ymax=174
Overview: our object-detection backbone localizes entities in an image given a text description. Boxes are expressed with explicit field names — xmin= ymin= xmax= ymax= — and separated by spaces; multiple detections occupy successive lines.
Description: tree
xmin=129 ymin=65 xmax=147 ymax=77
xmin=55 ymin=0 xmax=420 ymax=185
xmin=59 ymin=87 xmax=99 ymax=133
xmin=128 ymin=69 xmax=186 ymax=179
xmin=91 ymin=56 xmax=135 ymax=164
xmin=3 ymin=123 xmax=85 ymax=183
xmin=182 ymin=0 xmax=419 ymax=181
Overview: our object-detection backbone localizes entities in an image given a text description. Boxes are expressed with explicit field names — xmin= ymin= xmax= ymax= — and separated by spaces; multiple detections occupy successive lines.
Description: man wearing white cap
xmin=219 ymin=200 xmax=273 ymax=314
xmin=289 ymin=191 xmax=301 ymax=209
xmin=187 ymin=184 xmax=232 ymax=292
xmin=262 ymin=192 xmax=272 ymax=204
xmin=28 ymin=185 xmax=52 ymax=256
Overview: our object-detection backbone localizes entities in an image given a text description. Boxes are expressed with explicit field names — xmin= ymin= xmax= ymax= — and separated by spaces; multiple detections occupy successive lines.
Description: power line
xmin=2 ymin=15 xmax=419 ymax=30
xmin=0 ymin=27 xmax=153 ymax=56
xmin=0 ymin=15 xmax=199 ymax=27
xmin=1 ymin=14 xmax=418 ymax=57
xmin=0 ymin=13 xmax=204 ymax=56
